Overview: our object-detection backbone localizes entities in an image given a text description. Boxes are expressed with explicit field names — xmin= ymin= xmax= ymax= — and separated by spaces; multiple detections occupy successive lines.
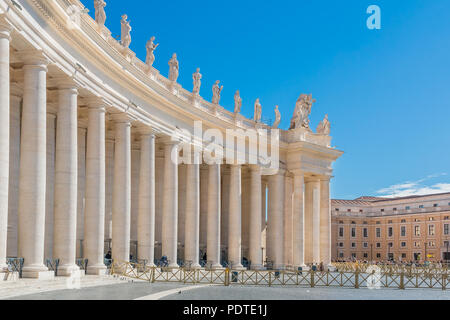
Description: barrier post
xmin=355 ymin=270 xmax=359 ymax=289
xmin=399 ymin=272 xmax=405 ymax=290
xmin=311 ymin=271 xmax=315 ymax=288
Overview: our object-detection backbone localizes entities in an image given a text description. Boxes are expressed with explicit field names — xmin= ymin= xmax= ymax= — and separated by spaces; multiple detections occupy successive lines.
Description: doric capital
xmin=110 ymin=112 xmax=134 ymax=124
xmin=0 ymin=15 xmax=12 ymax=40
xmin=135 ymin=123 xmax=159 ymax=136
xmin=19 ymin=49 xmax=50 ymax=67
xmin=83 ymin=97 xmax=108 ymax=112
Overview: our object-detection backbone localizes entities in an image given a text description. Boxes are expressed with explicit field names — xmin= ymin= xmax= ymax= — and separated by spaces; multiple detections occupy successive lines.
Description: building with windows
xmin=332 ymin=193 xmax=450 ymax=263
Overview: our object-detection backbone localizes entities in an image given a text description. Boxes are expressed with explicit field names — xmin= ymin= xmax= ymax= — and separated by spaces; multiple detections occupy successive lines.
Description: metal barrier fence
xmin=111 ymin=261 xmax=450 ymax=290
xmin=333 ymin=262 xmax=450 ymax=275
xmin=6 ymin=258 xmax=24 ymax=278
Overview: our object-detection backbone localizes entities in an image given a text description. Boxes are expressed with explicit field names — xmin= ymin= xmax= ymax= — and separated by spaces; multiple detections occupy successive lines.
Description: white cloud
xmin=376 ymin=173 xmax=450 ymax=198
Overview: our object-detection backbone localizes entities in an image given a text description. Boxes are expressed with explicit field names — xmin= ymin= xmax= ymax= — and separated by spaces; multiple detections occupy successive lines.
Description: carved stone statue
xmin=120 ymin=14 xmax=132 ymax=48
xmin=145 ymin=36 xmax=159 ymax=67
xmin=234 ymin=90 xmax=242 ymax=114
xmin=168 ymin=53 xmax=179 ymax=82
xmin=192 ymin=68 xmax=202 ymax=95
xmin=273 ymin=105 xmax=281 ymax=129
xmin=316 ymin=114 xmax=331 ymax=135
xmin=289 ymin=94 xmax=316 ymax=130
xmin=94 ymin=0 xmax=107 ymax=26
xmin=254 ymin=98 xmax=262 ymax=123
xmin=212 ymin=80 xmax=223 ymax=105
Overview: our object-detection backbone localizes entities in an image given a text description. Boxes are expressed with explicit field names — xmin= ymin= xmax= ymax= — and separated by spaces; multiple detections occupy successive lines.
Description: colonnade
xmin=0 ymin=19 xmax=333 ymax=279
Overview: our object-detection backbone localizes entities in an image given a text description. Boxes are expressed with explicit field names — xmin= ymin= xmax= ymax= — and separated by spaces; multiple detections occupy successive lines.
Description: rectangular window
xmin=376 ymin=243 xmax=381 ymax=248
xmin=376 ymin=253 xmax=381 ymax=258
xmin=339 ymin=252 xmax=344 ymax=258
xmin=401 ymin=242 xmax=407 ymax=247
xmin=402 ymin=253 xmax=407 ymax=259
xmin=351 ymin=253 xmax=356 ymax=259
xmin=363 ymin=253 xmax=368 ymax=258
xmin=351 ymin=227 xmax=356 ymax=238
xmin=414 ymin=226 xmax=420 ymax=236
xmin=388 ymin=227 xmax=393 ymax=237
xmin=339 ymin=227 xmax=344 ymax=238
xmin=419 ymin=205 xmax=424 ymax=209
xmin=444 ymin=224 xmax=449 ymax=235
xmin=429 ymin=225 xmax=435 ymax=236
xmin=351 ymin=243 xmax=356 ymax=248
xmin=363 ymin=228 xmax=368 ymax=238
xmin=405 ymin=206 xmax=411 ymax=210
xmin=376 ymin=228 xmax=381 ymax=238
xmin=363 ymin=242 xmax=368 ymax=248
xmin=401 ymin=226 xmax=406 ymax=237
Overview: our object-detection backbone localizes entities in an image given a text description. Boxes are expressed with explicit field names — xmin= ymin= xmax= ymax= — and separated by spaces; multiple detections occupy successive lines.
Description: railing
xmin=333 ymin=262 xmax=450 ymax=274
xmin=46 ymin=259 xmax=60 ymax=276
xmin=6 ymin=258 xmax=24 ymax=278
xmin=76 ymin=259 xmax=89 ymax=271
xmin=110 ymin=261 xmax=450 ymax=290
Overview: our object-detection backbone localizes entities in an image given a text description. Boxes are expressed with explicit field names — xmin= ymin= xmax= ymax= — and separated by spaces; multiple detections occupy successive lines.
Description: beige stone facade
xmin=332 ymin=193 xmax=450 ymax=263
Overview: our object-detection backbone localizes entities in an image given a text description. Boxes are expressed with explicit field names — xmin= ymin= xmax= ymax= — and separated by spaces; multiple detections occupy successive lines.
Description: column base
xmin=0 ymin=264 xmax=8 ymax=272
xmin=57 ymin=265 xmax=81 ymax=277
xmin=209 ymin=263 xmax=225 ymax=270
xmin=250 ymin=264 xmax=265 ymax=271
xmin=22 ymin=270 xmax=55 ymax=280
xmin=326 ymin=264 xmax=336 ymax=272
xmin=272 ymin=264 xmax=286 ymax=271
xmin=188 ymin=263 xmax=202 ymax=270
xmin=168 ymin=263 xmax=179 ymax=268
xmin=86 ymin=264 xmax=108 ymax=276
xmin=294 ymin=264 xmax=309 ymax=271
xmin=231 ymin=263 xmax=246 ymax=271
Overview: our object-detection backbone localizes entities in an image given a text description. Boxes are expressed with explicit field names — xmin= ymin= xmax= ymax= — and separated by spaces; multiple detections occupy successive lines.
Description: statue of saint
xmin=168 ymin=53 xmax=179 ymax=82
xmin=316 ymin=114 xmax=331 ymax=135
xmin=212 ymin=80 xmax=223 ymax=105
xmin=254 ymin=98 xmax=262 ymax=123
xmin=94 ymin=0 xmax=107 ymax=26
xmin=145 ymin=36 xmax=159 ymax=67
xmin=273 ymin=105 xmax=281 ymax=129
xmin=120 ymin=14 xmax=132 ymax=48
xmin=234 ymin=90 xmax=242 ymax=114
xmin=192 ymin=68 xmax=202 ymax=95
xmin=289 ymin=94 xmax=316 ymax=130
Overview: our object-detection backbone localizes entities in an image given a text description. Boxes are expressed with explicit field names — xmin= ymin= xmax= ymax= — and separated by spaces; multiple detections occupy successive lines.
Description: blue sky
xmin=82 ymin=0 xmax=450 ymax=199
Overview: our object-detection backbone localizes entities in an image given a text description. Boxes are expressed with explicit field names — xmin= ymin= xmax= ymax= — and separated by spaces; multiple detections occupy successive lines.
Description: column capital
xmin=249 ymin=164 xmax=261 ymax=173
xmin=159 ymin=135 xmax=181 ymax=146
xmin=110 ymin=112 xmax=134 ymax=124
xmin=135 ymin=124 xmax=159 ymax=136
xmin=291 ymin=169 xmax=304 ymax=177
xmin=19 ymin=49 xmax=50 ymax=68
xmin=49 ymin=77 xmax=80 ymax=91
xmin=0 ymin=16 xmax=13 ymax=40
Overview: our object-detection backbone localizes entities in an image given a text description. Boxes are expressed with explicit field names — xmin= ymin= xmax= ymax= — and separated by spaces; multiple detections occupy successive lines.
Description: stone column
xmin=249 ymin=165 xmax=263 ymax=270
xmin=0 ymin=20 xmax=11 ymax=271
xmin=18 ymin=51 xmax=53 ymax=279
xmin=130 ymin=138 xmax=140 ymax=253
xmin=267 ymin=172 xmax=285 ymax=269
xmin=292 ymin=172 xmax=306 ymax=269
xmin=84 ymin=102 xmax=107 ymax=275
xmin=305 ymin=179 xmax=321 ymax=264
xmin=44 ymin=112 xmax=56 ymax=260
xmin=207 ymin=163 xmax=222 ymax=269
xmin=53 ymin=84 xmax=80 ymax=276
xmin=228 ymin=165 xmax=245 ymax=269
xmin=7 ymin=84 xmax=22 ymax=258
xmin=320 ymin=177 xmax=332 ymax=267
xmin=76 ymin=127 xmax=86 ymax=258
xmin=283 ymin=174 xmax=293 ymax=267
xmin=137 ymin=129 xmax=156 ymax=266
xmin=112 ymin=116 xmax=132 ymax=263
xmin=104 ymin=132 xmax=114 ymax=243
xmin=161 ymin=140 xmax=179 ymax=268
xmin=184 ymin=152 xmax=201 ymax=269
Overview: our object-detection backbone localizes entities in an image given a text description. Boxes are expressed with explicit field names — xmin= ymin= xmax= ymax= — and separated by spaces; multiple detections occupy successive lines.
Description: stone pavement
xmin=0 ymin=275 xmax=129 ymax=299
